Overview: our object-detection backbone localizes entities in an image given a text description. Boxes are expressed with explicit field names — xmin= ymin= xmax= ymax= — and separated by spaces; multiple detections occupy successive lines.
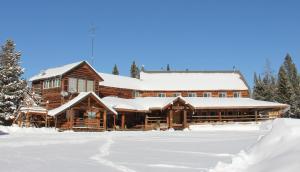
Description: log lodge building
xmin=15 ymin=61 xmax=289 ymax=131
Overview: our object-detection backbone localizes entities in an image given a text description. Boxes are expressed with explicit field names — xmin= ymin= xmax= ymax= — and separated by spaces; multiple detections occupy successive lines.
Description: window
xmin=43 ymin=78 xmax=61 ymax=89
xmin=157 ymin=93 xmax=166 ymax=97
xmin=78 ymin=79 xmax=86 ymax=92
xmin=219 ymin=92 xmax=227 ymax=98
xmin=87 ymin=111 xmax=96 ymax=119
xmin=68 ymin=78 xmax=77 ymax=92
xmin=187 ymin=92 xmax=197 ymax=97
xmin=87 ymin=80 xmax=94 ymax=92
xmin=233 ymin=92 xmax=241 ymax=98
xmin=172 ymin=93 xmax=181 ymax=97
xmin=203 ymin=92 xmax=212 ymax=97
xmin=133 ymin=90 xmax=140 ymax=97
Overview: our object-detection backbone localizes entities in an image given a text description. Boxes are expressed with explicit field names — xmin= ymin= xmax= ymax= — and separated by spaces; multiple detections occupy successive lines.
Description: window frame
xmin=203 ymin=92 xmax=212 ymax=97
xmin=219 ymin=92 xmax=227 ymax=98
xmin=187 ymin=92 xmax=197 ymax=97
xmin=157 ymin=93 xmax=166 ymax=97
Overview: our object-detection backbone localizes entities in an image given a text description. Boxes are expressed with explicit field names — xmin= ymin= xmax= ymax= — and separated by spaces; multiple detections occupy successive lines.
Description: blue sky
xmin=0 ymin=0 xmax=300 ymax=88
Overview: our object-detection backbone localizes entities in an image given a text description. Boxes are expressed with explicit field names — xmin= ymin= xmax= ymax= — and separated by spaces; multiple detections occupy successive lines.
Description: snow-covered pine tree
xmin=276 ymin=65 xmax=294 ymax=116
xmin=0 ymin=40 xmax=26 ymax=125
xmin=112 ymin=64 xmax=119 ymax=75
xmin=130 ymin=61 xmax=140 ymax=79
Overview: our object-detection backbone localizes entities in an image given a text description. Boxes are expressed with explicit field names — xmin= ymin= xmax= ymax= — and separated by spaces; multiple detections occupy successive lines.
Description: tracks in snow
xmin=90 ymin=136 xmax=136 ymax=172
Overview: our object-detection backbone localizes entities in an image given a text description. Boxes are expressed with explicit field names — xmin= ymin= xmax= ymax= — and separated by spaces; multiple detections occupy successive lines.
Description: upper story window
xmin=187 ymin=92 xmax=197 ymax=97
xmin=133 ymin=90 xmax=140 ymax=98
xmin=233 ymin=91 xmax=241 ymax=98
xmin=68 ymin=78 xmax=94 ymax=93
xmin=203 ymin=92 xmax=212 ymax=97
xmin=43 ymin=78 xmax=60 ymax=89
xmin=219 ymin=92 xmax=227 ymax=98
xmin=172 ymin=92 xmax=181 ymax=97
xmin=157 ymin=93 xmax=166 ymax=97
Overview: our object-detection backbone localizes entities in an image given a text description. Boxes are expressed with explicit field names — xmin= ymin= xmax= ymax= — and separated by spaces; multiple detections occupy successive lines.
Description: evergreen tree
xmin=282 ymin=54 xmax=300 ymax=116
xmin=112 ymin=64 xmax=119 ymax=75
xmin=166 ymin=64 xmax=170 ymax=71
xmin=0 ymin=40 xmax=26 ymax=125
xmin=130 ymin=61 xmax=140 ymax=78
xmin=276 ymin=65 xmax=294 ymax=116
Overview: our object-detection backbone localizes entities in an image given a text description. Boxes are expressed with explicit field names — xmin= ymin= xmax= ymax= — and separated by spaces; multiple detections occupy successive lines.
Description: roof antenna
xmin=89 ymin=23 xmax=96 ymax=65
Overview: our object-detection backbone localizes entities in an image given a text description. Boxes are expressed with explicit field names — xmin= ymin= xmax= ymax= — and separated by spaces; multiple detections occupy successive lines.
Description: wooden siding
xmin=98 ymin=86 xmax=134 ymax=98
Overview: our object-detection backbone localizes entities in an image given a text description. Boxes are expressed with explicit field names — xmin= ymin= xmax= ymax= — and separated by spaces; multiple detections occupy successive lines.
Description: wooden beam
xmin=113 ymin=114 xmax=116 ymax=130
xmin=169 ymin=110 xmax=173 ymax=128
xmin=183 ymin=110 xmax=187 ymax=128
xmin=144 ymin=114 xmax=148 ymax=130
xmin=121 ymin=113 xmax=125 ymax=129
xmin=218 ymin=111 xmax=222 ymax=122
xmin=255 ymin=110 xmax=258 ymax=122
xmin=25 ymin=112 xmax=30 ymax=128
xmin=103 ymin=110 xmax=107 ymax=130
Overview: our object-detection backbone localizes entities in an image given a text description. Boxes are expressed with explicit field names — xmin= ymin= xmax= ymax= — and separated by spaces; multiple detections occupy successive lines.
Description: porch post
xmin=121 ymin=113 xmax=125 ymax=129
xmin=18 ymin=113 xmax=22 ymax=127
xmin=169 ymin=110 xmax=173 ymax=128
xmin=25 ymin=112 xmax=30 ymax=127
xmin=113 ymin=114 xmax=116 ymax=130
xmin=69 ymin=109 xmax=74 ymax=129
xmin=144 ymin=114 xmax=148 ymax=130
xmin=183 ymin=110 xmax=187 ymax=128
xmin=103 ymin=110 xmax=107 ymax=130
xmin=218 ymin=111 xmax=222 ymax=122
xmin=45 ymin=113 xmax=48 ymax=127
xmin=255 ymin=110 xmax=258 ymax=122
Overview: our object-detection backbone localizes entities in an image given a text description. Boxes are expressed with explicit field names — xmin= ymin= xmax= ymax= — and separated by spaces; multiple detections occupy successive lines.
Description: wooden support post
xmin=218 ymin=111 xmax=222 ymax=122
xmin=103 ymin=110 xmax=107 ymax=130
xmin=45 ymin=113 xmax=48 ymax=127
xmin=144 ymin=114 xmax=148 ymax=130
xmin=121 ymin=113 xmax=125 ymax=129
xmin=25 ymin=112 xmax=30 ymax=127
xmin=255 ymin=110 xmax=258 ymax=122
xmin=166 ymin=112 xmax=169 ymax=128
xmin=183 ymin=110 xmax=187 ymax=128
xmin=169 ymin=110 xmax=173 ymax=128
xmin=55 ymin=116 xmax=57 ymax=129
xmin=18 ymin=113 xmax=22 ymax=127
xmin=113 ymin=114 xmax=116 ymax=130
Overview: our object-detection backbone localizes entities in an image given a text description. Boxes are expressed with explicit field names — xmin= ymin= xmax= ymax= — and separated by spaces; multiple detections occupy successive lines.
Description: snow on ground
xmin=0 ymin=119 xmax=297 ymax=172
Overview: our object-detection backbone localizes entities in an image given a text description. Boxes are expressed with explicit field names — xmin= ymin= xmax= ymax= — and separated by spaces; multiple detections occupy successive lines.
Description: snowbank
xmin=0 ymin=125 xmax=57 ymax=134
xmin=210 ymin=118 xmax=300 ymax=172
xmin=189 ymin=122 xmax=266 ymax=131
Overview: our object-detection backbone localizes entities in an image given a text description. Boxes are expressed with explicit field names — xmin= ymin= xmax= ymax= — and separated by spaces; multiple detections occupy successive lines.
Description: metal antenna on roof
xmin=89 ymin=23 xmax=96 ymax=65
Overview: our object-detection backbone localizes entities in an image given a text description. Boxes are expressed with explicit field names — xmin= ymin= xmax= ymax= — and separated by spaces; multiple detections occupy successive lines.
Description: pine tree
xmin=166 ymin=64 xmax=170 ymax=71
xmin=130 ymin=61 xmax=140 ymax=78
xmin=112 ymin=64 xmax=119 ymax=75
xmin=276 ymin=65 xmax=294 ymax=116
xmin=282 ymin=54 xmax=300 ymax=116
xmin=252 ymin=73 xmax=265 ymax=100
xmin=0 ymin=40 xmax=26 ymax=125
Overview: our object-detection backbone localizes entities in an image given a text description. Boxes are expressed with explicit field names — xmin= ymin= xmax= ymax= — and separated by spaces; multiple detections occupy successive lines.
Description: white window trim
xmin=158 ymin=93 xmax=166 ymax=97
xmin=187 ymin=92 xmax=197 ymax=97
xmin=219 ymin=92 xmax=227 ymax=98
xmin=203 ymin=92 xmax=212 ymax=97
xmin=233 ymin=91 xmax=241 ymax=98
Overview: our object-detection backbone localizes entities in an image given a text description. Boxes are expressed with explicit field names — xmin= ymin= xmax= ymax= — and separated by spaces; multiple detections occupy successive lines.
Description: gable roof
xmin=29 ymin=61 xmax=101 ymax=82
xmin=48 ymin=92 xmax=117 ymax=116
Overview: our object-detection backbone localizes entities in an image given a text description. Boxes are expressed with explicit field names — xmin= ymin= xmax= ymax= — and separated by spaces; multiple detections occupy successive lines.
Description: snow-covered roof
xmin=48 ymin=92 xmax=117 ymax=116
xmin=98 ymin=71 xmax=249 ymax=91
xmin=19 ymin=106 xmax=47 ymax=113
xmin=139 ymin=71 xmax=249 ymax=91
xmin=99 ymin=73 xmax=143 ymax=90
xmin=29 ymin=61 xmax=101 ymax=82
xmin=102 ymin=96 xmax=289 ymax=112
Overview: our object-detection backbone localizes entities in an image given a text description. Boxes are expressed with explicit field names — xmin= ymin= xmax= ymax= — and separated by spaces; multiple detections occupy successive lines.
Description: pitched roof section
xmin=102 ymin=96 xmax=289 ymax=112
xmin=48 ymin=92 xmax=117 ymax=116
xmin=98 ymin=73 xmax=143 ymax=90
xmin=29 ymin=61 xmax=101 ymax=82
xmin=139 ymin=71 xmax=249 ymax=91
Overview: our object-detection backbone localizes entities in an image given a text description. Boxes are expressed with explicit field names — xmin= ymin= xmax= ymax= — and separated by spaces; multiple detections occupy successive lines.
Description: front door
xmin=173 ymin=110 xmax=183 ymax=125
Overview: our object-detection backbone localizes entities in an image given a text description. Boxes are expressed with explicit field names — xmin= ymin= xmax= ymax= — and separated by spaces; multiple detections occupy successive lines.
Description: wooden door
xmin=173 ymin=110 xmax=183 ymax=124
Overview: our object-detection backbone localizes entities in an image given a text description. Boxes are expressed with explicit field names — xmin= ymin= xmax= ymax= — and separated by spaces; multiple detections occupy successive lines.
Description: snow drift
xmin=211 ymin=118 xmax=300 ymax=172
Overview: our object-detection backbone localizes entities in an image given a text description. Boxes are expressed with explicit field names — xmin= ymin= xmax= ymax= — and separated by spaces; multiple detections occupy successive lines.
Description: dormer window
xmin=43 ymin=78 xmax=60 ymax=89
xmin=68 ymin=78 xmax=94 ymax=93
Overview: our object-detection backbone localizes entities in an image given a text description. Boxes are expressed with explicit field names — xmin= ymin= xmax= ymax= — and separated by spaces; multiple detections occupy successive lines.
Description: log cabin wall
xmin=98 ymin=86 xmax=134 ymax=98
xmin=137 ymin=90 xmax=249 ymax=97
xmin=31 ymin=62 xmax=103 ymax=110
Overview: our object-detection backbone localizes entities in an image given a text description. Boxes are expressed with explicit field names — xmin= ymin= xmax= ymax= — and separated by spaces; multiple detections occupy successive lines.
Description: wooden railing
xmin=188 ymin=114 xmax=273 ymax=123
